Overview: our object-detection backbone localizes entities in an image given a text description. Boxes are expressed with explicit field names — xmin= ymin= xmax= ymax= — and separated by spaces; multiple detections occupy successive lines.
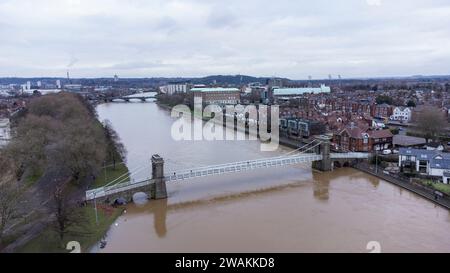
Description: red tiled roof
xmin=368 ymin=129 xmax=393 ymax=139
xmin=343 ymin=127 xmax=368 ymax=139
xmin=336 ymin=124 xmax=392 ymax=140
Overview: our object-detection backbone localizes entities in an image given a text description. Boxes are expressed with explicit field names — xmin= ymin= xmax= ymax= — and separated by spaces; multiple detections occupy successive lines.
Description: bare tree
xmin=52 ymin=186 xmax=84 ymax=243
xmin=103 ymin=120 xmax=126 ymax=170
xmin=413 ymin=107 xmax=448 ymax=143
xmin=0 ymin=183 xmax=22 ymax=244
xmin=8 ymin=114 xmax=62 ymax=177
xmin=0 ymin=152 xmax=22 ymax=243
xmin=49 ymin=118 xmax=107 ymax=182
xmin=11 ymin=93 xmax=109 ymax=184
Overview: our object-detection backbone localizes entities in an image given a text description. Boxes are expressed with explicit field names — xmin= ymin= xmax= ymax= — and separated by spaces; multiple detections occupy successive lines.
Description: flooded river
xmin=94 ymin=100 xmax=450 ymax=253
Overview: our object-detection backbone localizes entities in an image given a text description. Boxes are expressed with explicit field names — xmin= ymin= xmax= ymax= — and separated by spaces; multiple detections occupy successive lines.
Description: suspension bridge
xmin=85 ymin=136 xmax=369 ymax=203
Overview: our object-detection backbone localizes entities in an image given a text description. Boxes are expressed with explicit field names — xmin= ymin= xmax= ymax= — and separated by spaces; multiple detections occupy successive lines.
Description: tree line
xmin=0 ymin=92 xmax=126 ymax=245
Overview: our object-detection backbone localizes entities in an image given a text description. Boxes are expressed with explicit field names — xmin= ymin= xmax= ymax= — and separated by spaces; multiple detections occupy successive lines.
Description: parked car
xmin=382 ymin=149 xmax=392 ymax=155
xmin=392 ymin=149 xmax=399 ymax=154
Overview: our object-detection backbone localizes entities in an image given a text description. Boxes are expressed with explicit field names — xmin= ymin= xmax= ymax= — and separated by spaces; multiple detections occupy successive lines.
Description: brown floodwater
xmin=94 ymin=101 xmax=450 ymax=253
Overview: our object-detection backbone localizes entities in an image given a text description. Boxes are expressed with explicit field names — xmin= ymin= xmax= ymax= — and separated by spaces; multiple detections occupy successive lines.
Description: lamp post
xmin=375 ymin=149 xmax=378 ymax=174
xmin=104 ymin=161 xmax=107 ymax=186
xmin=93 ymin=192 xmax=99 ymax=225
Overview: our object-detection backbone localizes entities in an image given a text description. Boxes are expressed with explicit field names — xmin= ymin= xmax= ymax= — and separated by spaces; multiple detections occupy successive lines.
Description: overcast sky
xmin=0 ymin=0 xmax=450 ymax=79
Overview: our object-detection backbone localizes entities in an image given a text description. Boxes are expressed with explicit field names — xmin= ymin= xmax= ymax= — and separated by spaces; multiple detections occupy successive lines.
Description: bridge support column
xmin=151 ymin=154 xmax=167 ymax=199
xmin=312 ymin=135 xmax=333 ymax=172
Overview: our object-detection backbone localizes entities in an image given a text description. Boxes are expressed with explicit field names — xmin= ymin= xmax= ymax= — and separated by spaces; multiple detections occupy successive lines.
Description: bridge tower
xmin=151 ymin=154 xmax=168 ymax=199
xmin=312 ymin=135 xmax=333 ymax=172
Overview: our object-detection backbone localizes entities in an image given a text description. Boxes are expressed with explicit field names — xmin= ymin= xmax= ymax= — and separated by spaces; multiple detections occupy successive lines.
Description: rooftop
xmin=399 ymin=148 xmax=450 ymax=170
xmin=368 ymin=129 xmax=394 ymax=139
xmin=190 ymin=87 xmax=240 ymax=92
xmin=273 ymin=85 xmax=331 ymax=96
xmin=399 ymin=148 xmax=450 ymax=159
xmin=393 ymin=135 xmax=427 ymax=147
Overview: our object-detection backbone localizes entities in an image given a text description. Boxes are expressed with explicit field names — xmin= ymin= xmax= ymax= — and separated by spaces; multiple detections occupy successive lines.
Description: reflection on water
xmin=94 ymin=102 xmax=450 ymax=253
xmin=154 ymin=199 xmax=168 ymax=238
xmin=312 ymin=177 xmax=329 ymax=201
xmin=95 ymin=168 xmax=450 ymax=253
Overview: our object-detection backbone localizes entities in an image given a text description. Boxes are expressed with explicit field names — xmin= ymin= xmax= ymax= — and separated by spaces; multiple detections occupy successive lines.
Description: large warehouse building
xmin=190 ymin=87 xmax=240 ymax=105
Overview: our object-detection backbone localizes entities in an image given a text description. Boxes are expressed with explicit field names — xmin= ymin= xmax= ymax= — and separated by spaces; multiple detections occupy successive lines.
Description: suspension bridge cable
xmin=96 ymin=163 xmax=148 ymax=190
xmin=288 ymin=140 xmax=322 ymax=156
xmin=113 ymin=165 xmax=150 ymax=185
xmin=278 ymin=139 xmax=319 ymax=157
xmin=165 ymin=140 xmax=324 ymax=175
xmin=167 ymin=140 xmax=320 ymax=174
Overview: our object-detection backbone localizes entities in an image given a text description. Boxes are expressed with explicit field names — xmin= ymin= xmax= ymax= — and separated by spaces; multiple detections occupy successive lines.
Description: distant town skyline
xmin=1 ymin=0 xmax=450 ymax=78
xmin=2 ymin=73 xmax=450 ymax=82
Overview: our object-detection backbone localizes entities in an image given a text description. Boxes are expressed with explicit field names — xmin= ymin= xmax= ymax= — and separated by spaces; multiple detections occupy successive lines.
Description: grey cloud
xmin=206 ymin=8 xmax=239 ymax=29
xmin=107 ymin=61 xmax=169 ymax=70
xmin=0 ymin=0 xmax=449 ymax=78
xmin=156 ymin=16 xmax=178 ymax=31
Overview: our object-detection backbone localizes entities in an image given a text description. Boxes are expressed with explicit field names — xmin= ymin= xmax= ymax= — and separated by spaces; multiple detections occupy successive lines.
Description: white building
xmin=372 ymin=119 xmax=386 ymax=129
xmin=0 ymin=118 xmax=11 ymax=147
xmin=64 ymin=84 xmax=82 ymax=92
xmin=390 ymin=107 xmax=412 ymax=122
xmin=273 ymin=84 xmax=331 ymax=97
xmin=160 ymin=83 xmax=189 ymax=95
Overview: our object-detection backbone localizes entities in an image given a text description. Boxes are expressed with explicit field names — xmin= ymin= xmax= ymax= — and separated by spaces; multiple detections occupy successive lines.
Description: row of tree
xmin=0 ymin=92 xmax=126 ymax=245
xmin=7 ymin=92 xmax=125 ymax=183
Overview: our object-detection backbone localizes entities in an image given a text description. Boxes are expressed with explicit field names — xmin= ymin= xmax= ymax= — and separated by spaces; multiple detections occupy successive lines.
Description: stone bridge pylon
xmin=312 ymin=135 xmax=332 ymax=172
xmin=151 ymin=154 xmax=167 ymax=199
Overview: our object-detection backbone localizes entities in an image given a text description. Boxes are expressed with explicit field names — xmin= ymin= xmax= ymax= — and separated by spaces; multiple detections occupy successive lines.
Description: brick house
xmin=333 ymin=123 xmax=393 ymax=152
xmin=372 ymin=103 xmax=393 ymax=119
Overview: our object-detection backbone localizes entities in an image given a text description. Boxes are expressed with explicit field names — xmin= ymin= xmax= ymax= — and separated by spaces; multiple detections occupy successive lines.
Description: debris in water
xmin=100 ymin=240 xmax=107 ymax=249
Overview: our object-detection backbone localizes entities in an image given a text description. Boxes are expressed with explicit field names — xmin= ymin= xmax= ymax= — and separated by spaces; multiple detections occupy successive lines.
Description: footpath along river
xmin=93 ymin=100 xmax=450 ymax=252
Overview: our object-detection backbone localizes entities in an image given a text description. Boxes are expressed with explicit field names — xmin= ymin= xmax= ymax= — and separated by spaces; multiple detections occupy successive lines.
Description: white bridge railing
xmin=86 ymin=179 xmax=154 ymax=200
xmin=331 ymin=152 xmax=369 ymax=159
